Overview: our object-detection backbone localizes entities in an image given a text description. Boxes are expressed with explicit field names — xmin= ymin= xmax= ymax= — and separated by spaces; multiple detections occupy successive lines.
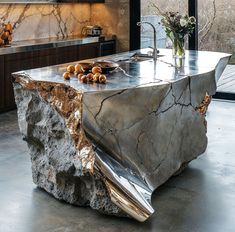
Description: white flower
xmin=189 ymin=16 xmax=196 ymax=24
xmin=180 ymin=18 xmax=188 ymax=27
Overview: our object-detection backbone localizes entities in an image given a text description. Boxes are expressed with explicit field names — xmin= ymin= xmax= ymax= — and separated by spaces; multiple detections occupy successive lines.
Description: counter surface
xmin=0 ymin=35 xmax=114 ymax=55
xmin=15 ymin=48 xmax=230 ymax=92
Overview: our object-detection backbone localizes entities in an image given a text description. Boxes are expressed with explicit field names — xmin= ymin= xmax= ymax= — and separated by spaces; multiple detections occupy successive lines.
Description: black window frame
xmin=129 ymin=0 xmax=198 ymax=50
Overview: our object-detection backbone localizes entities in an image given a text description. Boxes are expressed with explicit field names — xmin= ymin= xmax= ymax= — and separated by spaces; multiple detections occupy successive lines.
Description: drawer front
xmin=100 ymin=40 xmax=116 ymax=56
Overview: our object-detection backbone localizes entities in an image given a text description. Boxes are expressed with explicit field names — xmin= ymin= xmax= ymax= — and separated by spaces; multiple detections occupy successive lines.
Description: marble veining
xmin=91 ymin=0 xmax=129 ymax=52
xmin=0 ymin=4 xmax=91 ymax=41
xmin=0 ymin=0 xmax=129 ymax=52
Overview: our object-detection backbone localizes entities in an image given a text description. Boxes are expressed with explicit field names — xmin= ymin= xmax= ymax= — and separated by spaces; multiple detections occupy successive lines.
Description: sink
xmin=117 ymin=52 xmax=164 ymax=63
xmin=130 ymin=53 xmax=153 ymax=62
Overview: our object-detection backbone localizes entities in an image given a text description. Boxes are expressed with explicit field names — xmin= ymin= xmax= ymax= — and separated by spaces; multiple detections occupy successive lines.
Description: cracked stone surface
xmin=13 ymin=82 xmax=124 ymax=217
xmin=12 ymin=48 xmax=231 ymax=222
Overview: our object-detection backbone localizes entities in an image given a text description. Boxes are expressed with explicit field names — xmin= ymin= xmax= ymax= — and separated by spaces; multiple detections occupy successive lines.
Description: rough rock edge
xmin=13 ymin=81 xmax=126 ymax=217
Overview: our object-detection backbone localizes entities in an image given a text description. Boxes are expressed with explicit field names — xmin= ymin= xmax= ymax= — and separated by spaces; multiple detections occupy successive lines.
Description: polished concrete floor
xmin=0 ymin=100 xmax=235 ymax=232
xmin=217 ymin=65 xmax=235 ymax=93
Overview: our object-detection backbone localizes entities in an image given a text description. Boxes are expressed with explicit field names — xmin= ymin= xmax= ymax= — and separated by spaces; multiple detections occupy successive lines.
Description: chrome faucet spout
xmin=137 ymin=21 xmax=158 ymax=60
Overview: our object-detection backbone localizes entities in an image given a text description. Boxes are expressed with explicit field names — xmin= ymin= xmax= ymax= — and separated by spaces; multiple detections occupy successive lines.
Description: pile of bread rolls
xmin=63 ymin=64 xmax=107 ymax=84
xmin=0 ymin=22 xmax=13 ymax=46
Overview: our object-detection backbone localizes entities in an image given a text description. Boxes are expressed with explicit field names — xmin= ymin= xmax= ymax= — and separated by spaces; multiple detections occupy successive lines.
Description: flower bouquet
xmin=152 ymin=4 xmax=196 ymax=58
xmin=162 ymin=12 xmax=196 ymax=58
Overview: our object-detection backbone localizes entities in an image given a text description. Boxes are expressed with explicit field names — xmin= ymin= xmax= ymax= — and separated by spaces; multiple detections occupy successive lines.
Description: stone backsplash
xmin=0 ymin=4 xmax=91 ymax=41
xmin=91 ymin=0 xmax=129 ymax=54
xmin=0 ymin=1 xmax=129 ymax=52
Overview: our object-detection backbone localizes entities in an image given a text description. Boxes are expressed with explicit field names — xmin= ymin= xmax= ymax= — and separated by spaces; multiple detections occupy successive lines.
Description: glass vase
xmin=172 ymin=36 xmax=185 ymax=58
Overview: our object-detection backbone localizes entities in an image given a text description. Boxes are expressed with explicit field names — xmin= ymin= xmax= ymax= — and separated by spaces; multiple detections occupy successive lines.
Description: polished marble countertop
xmin=14 ymin=48 xmax=231 ymax=93
xmin=0 ymin=35 xmax=114 ymax=56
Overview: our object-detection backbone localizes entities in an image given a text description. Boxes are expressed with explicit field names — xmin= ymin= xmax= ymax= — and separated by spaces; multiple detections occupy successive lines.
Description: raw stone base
xmin=13 ymin=75 xmax=212 ymax=222
xmin=14 ymin=83 xmax=125 ymax=217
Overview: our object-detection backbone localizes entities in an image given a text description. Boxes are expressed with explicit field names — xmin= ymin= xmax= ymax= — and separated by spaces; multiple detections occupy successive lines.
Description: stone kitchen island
xmin=12 ymin=49 xmax=230 ymax=222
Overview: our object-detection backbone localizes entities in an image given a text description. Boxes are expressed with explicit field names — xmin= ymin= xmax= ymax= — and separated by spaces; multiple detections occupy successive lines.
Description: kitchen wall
xmin=91 ymin=0 xmax=129 ymax=52
xmin=0 ymin=4 xmax=91 ymax=40
xmin=0 ymin=1 xmax=129 ymax=52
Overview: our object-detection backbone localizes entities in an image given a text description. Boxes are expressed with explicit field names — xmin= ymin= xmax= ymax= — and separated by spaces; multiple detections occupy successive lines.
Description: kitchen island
xmin=12 ymin=49 xmax=230 ymax=222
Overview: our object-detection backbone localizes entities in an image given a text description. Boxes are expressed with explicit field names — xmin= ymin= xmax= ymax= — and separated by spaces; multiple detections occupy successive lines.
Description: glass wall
xmin=140 ymin=0 xmax=188 ymax=49
xmin=198 ymin=0 xmax=235 ymax=53
xmin=198 ymin=0 xmax=235 ymax=94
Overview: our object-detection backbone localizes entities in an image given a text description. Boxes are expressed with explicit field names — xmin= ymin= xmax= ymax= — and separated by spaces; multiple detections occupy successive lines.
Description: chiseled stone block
xmin=13 ymin=49 xmax=231 ymax=221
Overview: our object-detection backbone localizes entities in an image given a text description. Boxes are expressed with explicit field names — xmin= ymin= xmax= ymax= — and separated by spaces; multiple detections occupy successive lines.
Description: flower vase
xmin=172 ymin=36 xmax=185 ymax=58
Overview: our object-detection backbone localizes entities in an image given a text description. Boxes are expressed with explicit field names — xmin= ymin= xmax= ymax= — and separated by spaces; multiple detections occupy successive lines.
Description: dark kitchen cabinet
xmin=56 ymin=45 xmax=79 ymax=65
xmin=4 ymin=52 xmax=35 ymax=111
xmin=79 ymin=43 xmax=100 ymax=60
xmin=56 ymin=43 xmax=98 ymax=64
xmin=100 ymin=40 xmax=116 ymax=56
xmin=0 ymin=39 xmax=116 ymax=113
xmin=37 ymin=48 xmax=58 ymax=68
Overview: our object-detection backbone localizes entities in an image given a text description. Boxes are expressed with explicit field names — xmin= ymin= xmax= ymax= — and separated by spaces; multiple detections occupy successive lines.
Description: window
xmin=140 ymin=0 xmax=188 ymax=49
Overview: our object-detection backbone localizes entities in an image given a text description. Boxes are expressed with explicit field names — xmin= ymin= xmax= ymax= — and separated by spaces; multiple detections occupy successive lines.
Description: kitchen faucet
xmin=137 ymin=21 xmax=159 ymax=61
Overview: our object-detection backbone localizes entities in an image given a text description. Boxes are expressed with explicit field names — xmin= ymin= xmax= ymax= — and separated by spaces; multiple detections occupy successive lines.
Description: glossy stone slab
xmin=0 ymin=1 xmax=129 ymax=52
xmin=12 ymin=49 xmax=231 ymax=222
